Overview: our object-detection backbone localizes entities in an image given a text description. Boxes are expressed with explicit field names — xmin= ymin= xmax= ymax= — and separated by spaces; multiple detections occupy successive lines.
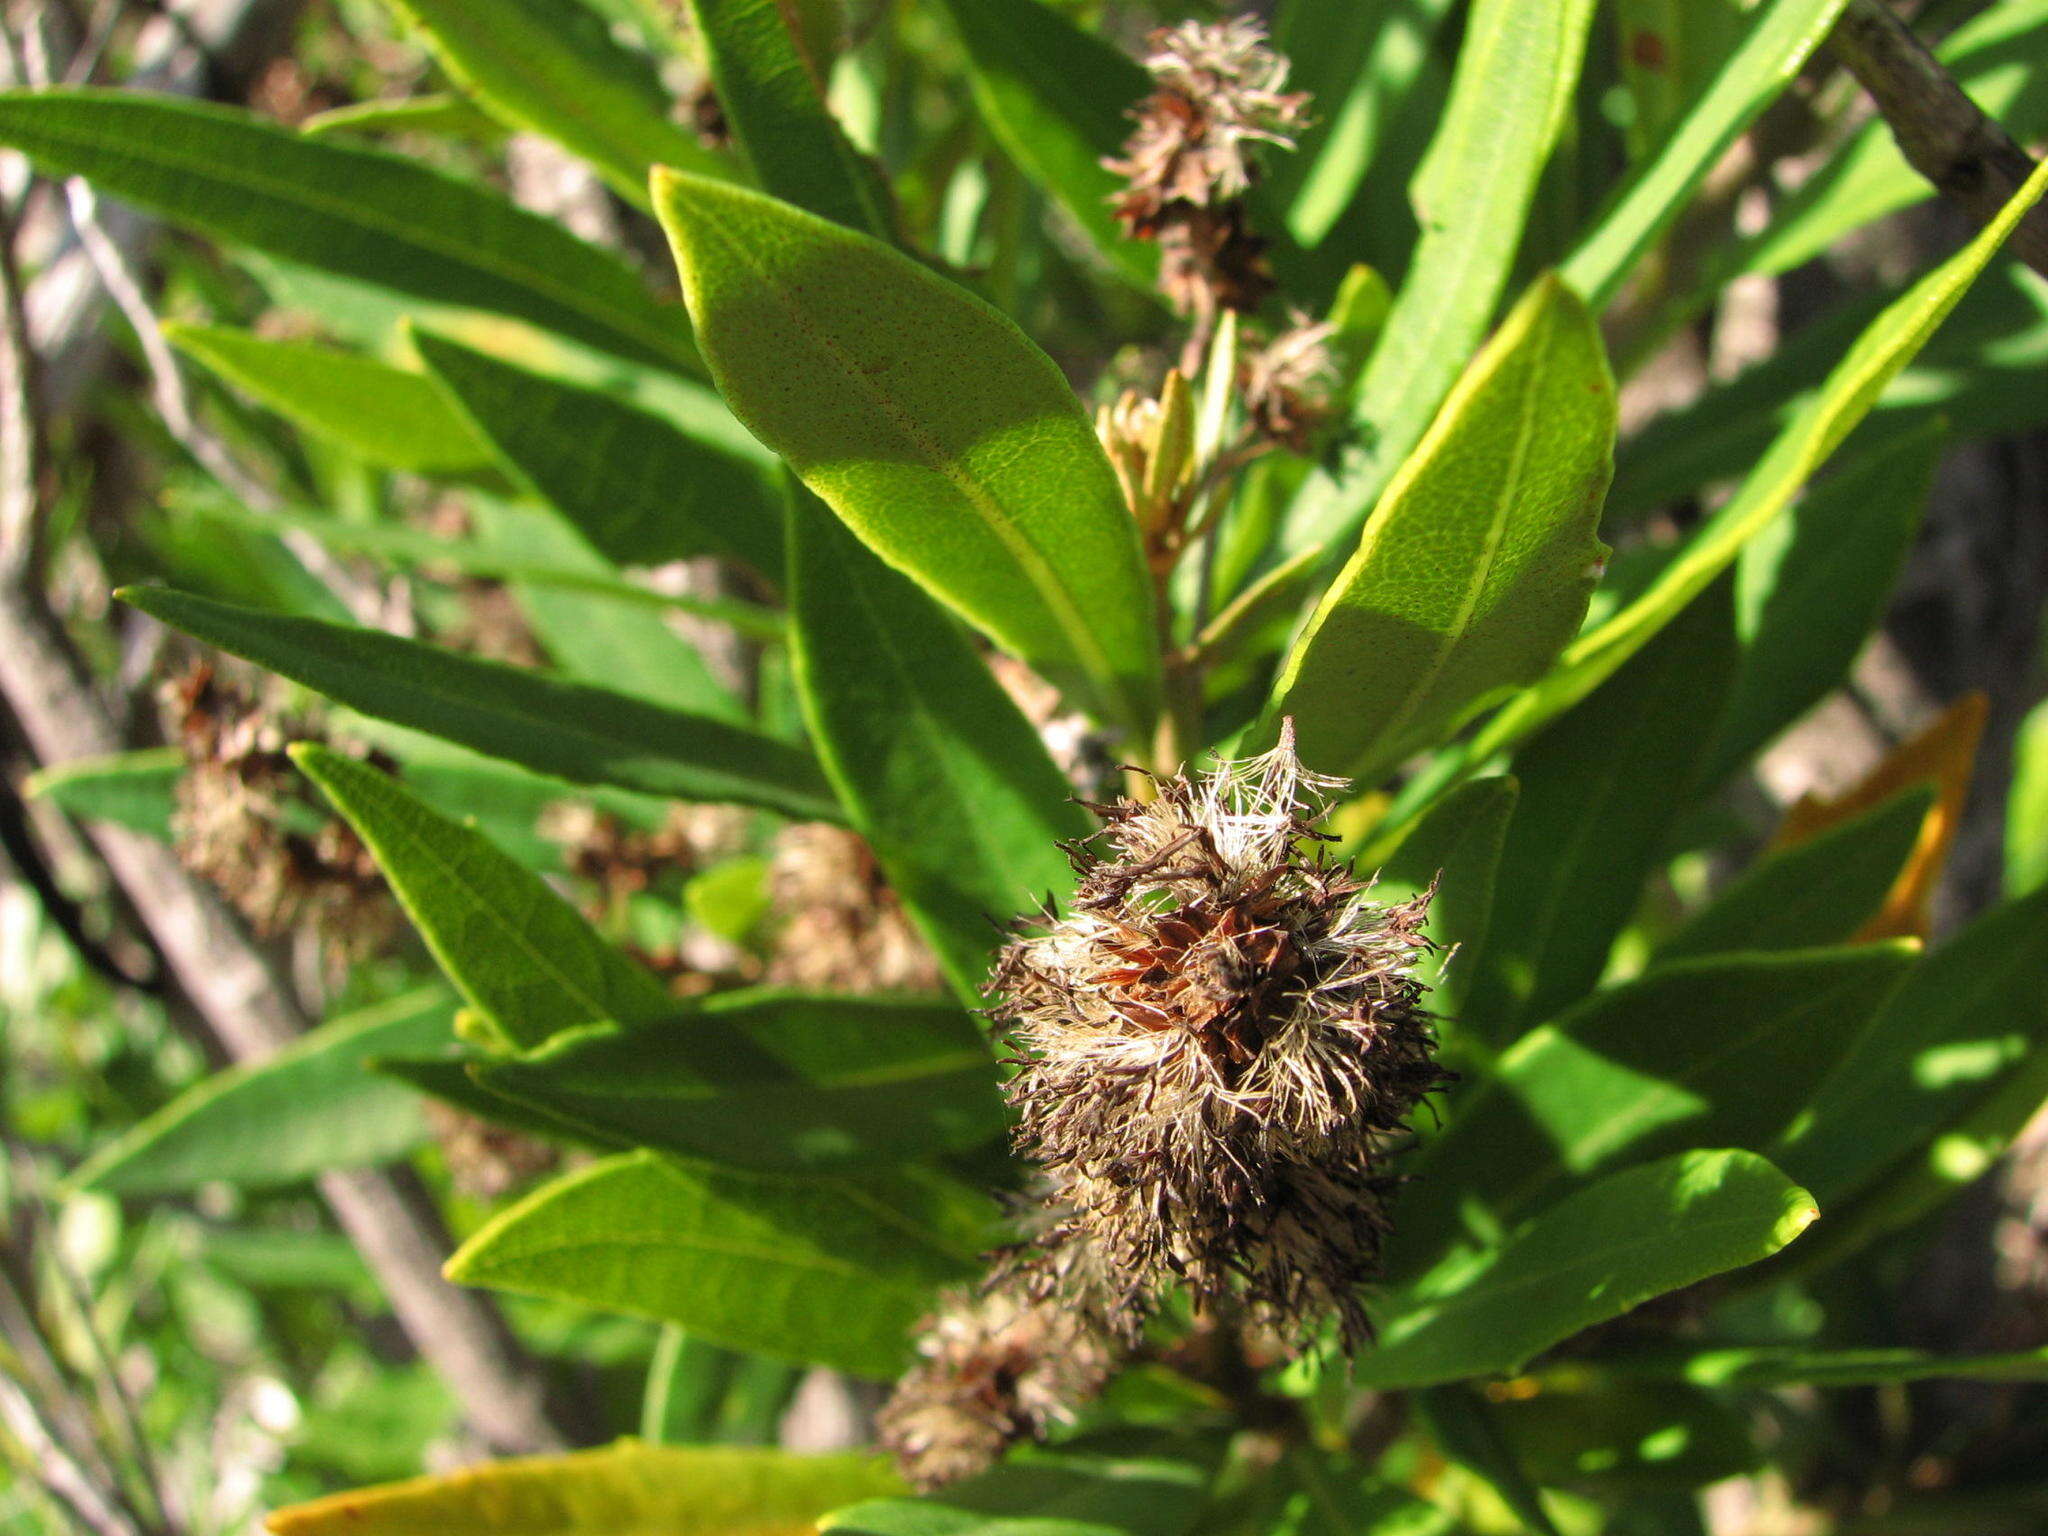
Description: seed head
xmin=991 ymin=725 xmax=1445 ymax=1350
xmin=1240 ymin=315 xmax=1341 ymax=454
xmin=1105 ymin=18 xmax=1311 ymax=319
xmin=879 ymin=1253 xmax=1123 ymax=1491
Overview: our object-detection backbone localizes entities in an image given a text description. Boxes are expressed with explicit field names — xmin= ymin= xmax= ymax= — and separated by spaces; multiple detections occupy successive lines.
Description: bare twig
xmin=1830 ymin=0 xmax=2048 ymax=278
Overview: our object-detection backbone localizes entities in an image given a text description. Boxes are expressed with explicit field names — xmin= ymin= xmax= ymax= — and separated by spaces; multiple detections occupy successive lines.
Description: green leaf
xmin=471 ymin=991 xmax=1006 ymax=1172
xmin=653 ymin=171 xmax=1159 ymax=727
xmin=928 ymin=0 xmax=1155 ymax=287
xmin=167 ymin=323 xmax=498 ymax=478
xmin=371 ymin=1054 xmax=619 ymax=1148
xmin=67 ymin=988 xmax=450 ymax=1195
xmin=1554 ymin=1343 xmax=2048 ymax=1391
xmin=0 ymin=90 xmax=695 ymax=371
xmin=267 ymin=1440 xmax=901 ymax=1536
xmin=180 ymin=499 xmax=784 ymax=640
xmin=413 ymin=329 xmax=782 ymax=579
xmin=1460 ymin=154 xmax=2048 ymax=770
xmin=1655 ymin=787 xmax=1933 ymax=961
xmin=1697 ymin=426 xmax=1939 ymax=789
xmin=1413 ymin=1387 xmax=1562 ymax=1536
xmin=824 ymin=1435 xmax=1220 ymax=1536
xmin=786 ymin=483 xmax=1088 ymax=1001
xmin=120 ymin=587 xmax=839 ymax=821
xmin=1482 ymin=1378 xmax=1759 ymax=1489
xmin=1394 ymin=945 xmax=1912 ymax=1281
xmin=445 ymin=1150 xmax=983 ymax=1376
xmin=379 ymin=0 xmax=731 ymax=204
xmin=1268 ymin=276 xmax=1615 ymax=781
xmin=1559 ymin=0 xmax=1849 ymax=309
xmin=1461 ymin=580 xmax=1738 ymax=1042
xmin=1372 ymin=776 xmax=1519 ymax=1016
xmin=684 ymin=0 xmax=887 ymax=234
xmin=293 ymin=746 xmax=673 ymax=1049
xmin=26 ymin=747 xmax=182 ymax=840
xmin=468 ymin=500 xmax=746 ymax=722
xmin=300 ymin=92 xmax=510 ymax=145
xmin=1774 ymin=882 xmax=2048 ymax=1206
xmin=1281 ymin=0 xmax=1599 ymax=554
xmin=2010 ymin=697 xmax=2048 ymax=896
xmin=1356 ymin=1150 xmax=1816 ymax=1390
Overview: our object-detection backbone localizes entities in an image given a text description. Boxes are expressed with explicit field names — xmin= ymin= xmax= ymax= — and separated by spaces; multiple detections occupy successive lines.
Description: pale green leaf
xmin=1268 ymin=276 xmax=1615 ymax=781
xmin=26 ymin=747 xmax=183 ymax=841
xmin=653 ymin=171 xmax=1159 ymax=727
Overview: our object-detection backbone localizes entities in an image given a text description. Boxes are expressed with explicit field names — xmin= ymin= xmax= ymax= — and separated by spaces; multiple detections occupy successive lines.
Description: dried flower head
xmin=1240 ymin=315 xmax=1341 ymax=454
xmin=992 ymin=724 xmax=1445 ymax=1350
xmin=765 ymin=823 xmax=943 ymax=994
xmin=879 ymin=1255 xmax=1123 ymax=1490
xmin=1105 ymin=18 xmax=1311 ymax=319
xmin=166 ymin=665 xmax=398 ymax=963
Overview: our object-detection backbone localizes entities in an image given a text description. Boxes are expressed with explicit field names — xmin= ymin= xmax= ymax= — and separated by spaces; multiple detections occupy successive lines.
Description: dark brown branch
xmin=1829 ymin=0 xmax=2048 ymax=278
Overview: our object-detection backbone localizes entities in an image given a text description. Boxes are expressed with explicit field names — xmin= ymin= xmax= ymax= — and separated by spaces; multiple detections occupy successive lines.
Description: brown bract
xmin=991 ymin=727 xmax=1445 ymax=1351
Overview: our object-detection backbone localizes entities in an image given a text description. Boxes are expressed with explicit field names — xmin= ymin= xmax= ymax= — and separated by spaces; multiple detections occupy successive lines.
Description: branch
xmin=1829 ymin=0 xmax=2048 ymax=279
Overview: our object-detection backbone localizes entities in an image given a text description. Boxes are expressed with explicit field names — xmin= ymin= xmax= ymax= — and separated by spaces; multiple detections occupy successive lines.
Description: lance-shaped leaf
xmin=68 ymin=988 xmax=451 ymax=1195
xmin=1775 ymin=881 xmax=2048 ymax=1207
xmin=445 ymin=1151 xmax=984 ymax=1376
xmin=1655 ymin=787 xmax=1934 ymax=961
xmin=1397 ymin=944 xmax=1914 ymax=1277
xmin=1559 ymin=0 xmax=1851 ymax=309
xmin=471 ymin=991 xmax=1006 ymax=1172
xmin=786 ymin=484 xmax=1088 ymax=1001
xmin=27 ymin=747 xmax=182 ymax=840
xmin=1459 ymin=155 xmax=2048 ymax=770
xmin=1267 ymin=277 xmax=1614 ymax=781
xmin=414 ymin=330 xmax=783 ymax=579
xmin=379 ymin=0 xmax=732 ymax=204
xmin=293 ymin=747 xmax=674 ymax=1049
xmin=685 ymin=0 xmax=887 ymax=234
xmin=167 ymin=324 xmax=499 ymax=479
xmin=267 ymin=1441 xmax=901 ymax=1536
xmin=1371 ymin=775 xmax=1519 ymax=1016
xmin=653 ymin=171 xmax=1159 ymax=727
xmin=1280 ymin=0 xmax=1599 ymax=553
xmin=929 ymin=0 xmax=1156 ymax=286
xmin=120 ymin=587 xmax=839 ymax=822
xmin=1459 ymin=580 xmax=1737 ymax=1040
xmin=1357 ymin=1150 xmax=1816 ymax=1390
xmin=0 ymin=90 xmax=694 ymax=371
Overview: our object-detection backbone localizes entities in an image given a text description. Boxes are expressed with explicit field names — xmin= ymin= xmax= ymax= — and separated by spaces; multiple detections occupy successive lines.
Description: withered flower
xmin=1105 ymin=18 xmax=1311 ymax=320
xmin=166 ymin=665 xmax=397 ymax=963
xmin=992 ymin=725 xmax=1445 ymax=1351
xmin=765 ymin=823 xmax=943 ymax=994
xmin=1240 ymin=315 xmax=1341 ymax=454
xmin=879 ymin=1253 xmax=1123 ymax=1491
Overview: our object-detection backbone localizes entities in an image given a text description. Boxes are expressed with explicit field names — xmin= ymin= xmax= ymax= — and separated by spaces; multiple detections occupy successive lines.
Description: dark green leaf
xmin=786 ymin=483 xmax=1088 ymax=1001
xmin=0 ymin=90 xmax=695 ymax=370
xmin=416 ymin=329 xmax=782 ymax=578
xmin=1462 ymin=580 xmax=1738 ymax=1042
xmin=1357 ymin=1150 xmax=1816 ymax=1389
xmin=293 ymin=746 xmax=674 ymax=1048
xmin=445 ymin=1150 xmax=984 ymax=1375
xmin=1373 ymin=776 xmax=1519 ymax=1016
xmin=685 ymin=0 xmax=887 ymax=233
xmin=472 ymin=991 xmax=1006 ymax=1172
xmin=1655 ymin=787 xmax=1932 ymax=961
xmin=121 ymin=586 xmax=839 ymax=821
xmin=26 ymin=747 xmax=182 ymax=840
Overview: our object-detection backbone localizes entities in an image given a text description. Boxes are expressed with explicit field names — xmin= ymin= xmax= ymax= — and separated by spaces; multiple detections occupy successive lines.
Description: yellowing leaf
xmin=266 ymin=1441 xmax=900 ymax=1536
xmin=1771 ymin=693 xmax=1987 ymax=941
